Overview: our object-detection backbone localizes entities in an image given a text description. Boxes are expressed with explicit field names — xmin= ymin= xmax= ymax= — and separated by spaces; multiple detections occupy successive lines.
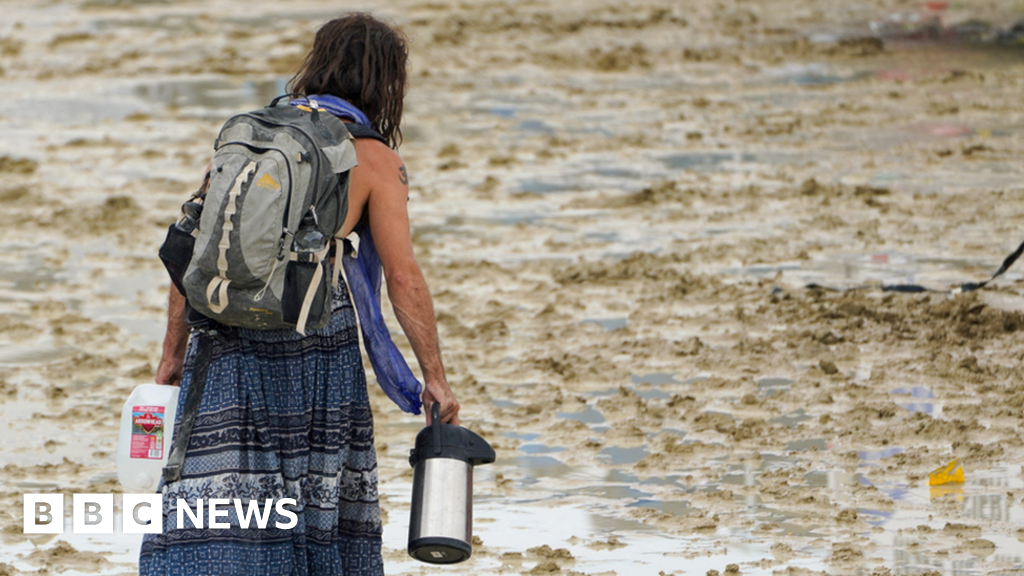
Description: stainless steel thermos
xmin=408 ymin=403 xmax=495 ymax=564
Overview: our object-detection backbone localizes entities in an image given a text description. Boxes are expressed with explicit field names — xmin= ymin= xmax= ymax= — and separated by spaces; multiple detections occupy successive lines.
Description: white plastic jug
xmin=117 ymin=384 xmax=180 ymax=492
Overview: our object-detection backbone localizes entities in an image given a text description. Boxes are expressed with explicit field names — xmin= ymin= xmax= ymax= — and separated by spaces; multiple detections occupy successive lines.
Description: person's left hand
xmin=155 ymin=352 xmax=184 ymax=387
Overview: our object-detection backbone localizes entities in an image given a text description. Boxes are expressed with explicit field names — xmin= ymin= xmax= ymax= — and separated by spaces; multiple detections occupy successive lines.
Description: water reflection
xmin=771 ymin=408 xmax=813 ymax=429
xmin=0 ymin=343 xmax=77 ymax=365
xmin=760 ymin=62 xmax=874 ymax=86
xmin=658 ymin=150 xmax=756 ymax=171
xmin=890 ymin=386 xmax=935 ymax=399
xmin=606 ymin=470 xmax=683 ymax=487
xmin=891 ymin=543 xmax=978 ymax=576
xmin=581 ymin=317 xmax=628 ymax=331
xmin=859 ymin=447 xmax=904 ymax=461
xmin=598 ymin=446 xmax=648 ymax=465
xmin=485 ymin=419 xmax=1024 ymax=575
xmin=962 ymin=493 xmax=1011 ymax=521
xmin=792 ymin=251 xmax=1007 ymax=292
xmin=929 ymin=483 xmax=966 ymax=503
xmin=557 ymin=405 xmax=606 ymax=424
xmin=519 ymin=443 xmax=567 ymax=455
xmin=900 ymin=401 xmax=938 ymax=415
xmin=785 ymin=437 xmax=827 ymax=452
xmin=514 ymin=455 xmax=574 ymax=481
xmin=575 ymin=484 xmax=652 ymax=500
xmin=134 ymin=77 xmax=289 ymax=114
xmin=0 ymin=258 xmax=61 ymax=291
xmin=631 ymin=372 xmax=680 ymax=385
xmin=757 ymin=376 xmax=793 ymax=397
xmin=503 ymin=431 xmax=541 ymax=441
xmin=626 ymin=498 xmax=694 ymax=516
xmin=804 ymin=470 xmax=869 ymax=489
xmin=890 ymin=386 xmax=939 ymax=414
xmin=636 ymin=389 xmax=672 ymax=402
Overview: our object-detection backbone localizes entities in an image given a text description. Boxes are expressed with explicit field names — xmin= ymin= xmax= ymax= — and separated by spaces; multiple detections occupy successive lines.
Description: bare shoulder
xmin=352 ymin=138 xmax=408 ymax=191
xmin=353 ymin=138 xmax=403 ymax=172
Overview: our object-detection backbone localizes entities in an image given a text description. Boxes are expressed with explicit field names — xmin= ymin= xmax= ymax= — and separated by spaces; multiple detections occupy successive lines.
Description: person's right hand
xmin=155 ymin=353 xmax=184 ymax=387
xmin=423 ymin=378 xmax=459 ymax=425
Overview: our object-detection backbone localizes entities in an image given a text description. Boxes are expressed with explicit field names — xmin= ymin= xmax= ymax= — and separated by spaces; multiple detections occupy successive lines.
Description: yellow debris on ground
xmin=929 ymin=459 xmax=965 ymax=486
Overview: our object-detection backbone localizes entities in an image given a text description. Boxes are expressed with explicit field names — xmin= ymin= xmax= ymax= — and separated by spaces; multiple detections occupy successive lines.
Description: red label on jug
xmin=130 ymin=405 xmax=165 ymax=460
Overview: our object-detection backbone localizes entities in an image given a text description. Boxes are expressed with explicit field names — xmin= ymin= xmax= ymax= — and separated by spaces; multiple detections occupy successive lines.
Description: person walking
xmin=142 ymin=13 xmax=459 ymax=576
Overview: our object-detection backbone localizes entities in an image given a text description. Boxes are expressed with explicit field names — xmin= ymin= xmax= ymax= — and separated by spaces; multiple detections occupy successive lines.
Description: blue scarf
xmin=342 ymin=231 xmax=423 ymax=414
xmin=293 ymin=95 xmax=423 ymax=415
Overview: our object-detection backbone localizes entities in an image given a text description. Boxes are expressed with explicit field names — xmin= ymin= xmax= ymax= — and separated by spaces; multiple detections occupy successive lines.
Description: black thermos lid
xmin=409 ymin=403 xmax=496 ymax=467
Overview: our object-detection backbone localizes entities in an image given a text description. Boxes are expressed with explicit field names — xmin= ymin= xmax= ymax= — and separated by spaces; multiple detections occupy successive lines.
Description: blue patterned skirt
xmin=140 ymin=286 xmax=383 ymax=576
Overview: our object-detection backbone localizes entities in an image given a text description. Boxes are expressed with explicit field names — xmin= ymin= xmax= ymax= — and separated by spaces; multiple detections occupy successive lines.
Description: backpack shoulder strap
xmin=345 ymin=123 xmax=388 ymax=146
xmin=340 ymin=124 xmax=390 ymax=231
xmin=344 ymin=124 xmax=388 ymax=230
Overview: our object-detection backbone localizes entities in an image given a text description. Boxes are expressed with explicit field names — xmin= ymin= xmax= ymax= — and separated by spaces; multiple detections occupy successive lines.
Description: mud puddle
xmin=863 ymin=465 xmax=1024 ymax=572
xmin=775 ymin=250 xmax=1017 ymax=291
xmin=0 ymin=240 xmax=167 ymax=343
xmin=134 ymin=76 xmax=289 ymax=118
xmin=492 ymin=412 xmax=1024 ymax=575
xmin=379 ymin=479 xmax=805 ymax=576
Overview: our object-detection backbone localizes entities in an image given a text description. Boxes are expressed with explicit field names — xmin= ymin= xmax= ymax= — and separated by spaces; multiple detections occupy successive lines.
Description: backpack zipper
xmin=233 ymin=113 xmax=329 ymax=224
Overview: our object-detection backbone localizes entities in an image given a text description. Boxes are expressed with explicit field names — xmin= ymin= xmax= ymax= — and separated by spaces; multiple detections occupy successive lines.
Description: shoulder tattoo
xmin=399 ymin=165 xmax=409 ymax=185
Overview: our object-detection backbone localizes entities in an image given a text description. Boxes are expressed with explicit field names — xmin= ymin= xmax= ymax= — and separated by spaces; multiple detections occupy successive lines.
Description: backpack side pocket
xmin=282 ymin=253 xmax=331 ymax=334
xmin=158 ymin=223 xmax=196 ymax=296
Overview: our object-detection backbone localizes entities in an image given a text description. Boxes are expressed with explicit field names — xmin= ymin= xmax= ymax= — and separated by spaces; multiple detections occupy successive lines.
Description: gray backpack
xmin=181 ymin=96 xmax=358 ymax=334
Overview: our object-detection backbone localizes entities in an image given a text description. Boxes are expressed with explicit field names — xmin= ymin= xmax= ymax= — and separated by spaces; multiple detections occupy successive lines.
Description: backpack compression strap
xmin=206 ymin=166 xmax=252 ymax=315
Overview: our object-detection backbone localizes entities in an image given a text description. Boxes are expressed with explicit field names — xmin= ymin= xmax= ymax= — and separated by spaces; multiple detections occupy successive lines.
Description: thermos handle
xmin=431 ymin=403 xmax=442 ymax=455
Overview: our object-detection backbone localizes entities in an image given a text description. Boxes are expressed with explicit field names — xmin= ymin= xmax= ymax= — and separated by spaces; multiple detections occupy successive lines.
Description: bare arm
xmin=154 ymin=164 xmax=210 ymax=386
xmin=155 ymin=284 xmax=188 ymax=386
xmin=356 ymin=140 xmax=459 ymax=424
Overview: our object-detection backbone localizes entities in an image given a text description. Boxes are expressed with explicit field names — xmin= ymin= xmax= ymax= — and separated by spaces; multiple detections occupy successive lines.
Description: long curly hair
xmin=288 ymin=13 xmax=408 ymax=149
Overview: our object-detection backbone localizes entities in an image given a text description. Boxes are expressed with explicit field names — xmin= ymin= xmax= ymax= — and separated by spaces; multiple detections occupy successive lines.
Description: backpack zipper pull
xmin=308 ymin=99 xmax=321 ymax=125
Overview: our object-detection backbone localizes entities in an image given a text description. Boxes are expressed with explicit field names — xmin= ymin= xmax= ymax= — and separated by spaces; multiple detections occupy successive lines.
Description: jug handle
xmin=431 ymin=403 xmax=442 ymax=455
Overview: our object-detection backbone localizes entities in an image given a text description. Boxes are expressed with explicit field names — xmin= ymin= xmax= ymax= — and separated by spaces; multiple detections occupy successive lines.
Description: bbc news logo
xmin=23 ymin=494 xmax=298 ymax=534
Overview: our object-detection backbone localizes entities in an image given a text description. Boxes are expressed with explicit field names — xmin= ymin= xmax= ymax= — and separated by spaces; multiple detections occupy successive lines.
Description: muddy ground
xmin=1 ymin=0 xmax=1024 ymax=574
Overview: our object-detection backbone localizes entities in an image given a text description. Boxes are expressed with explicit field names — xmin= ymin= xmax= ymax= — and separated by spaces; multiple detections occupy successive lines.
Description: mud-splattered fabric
xmin=139 ymin=285 xmax=383 ymax=576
